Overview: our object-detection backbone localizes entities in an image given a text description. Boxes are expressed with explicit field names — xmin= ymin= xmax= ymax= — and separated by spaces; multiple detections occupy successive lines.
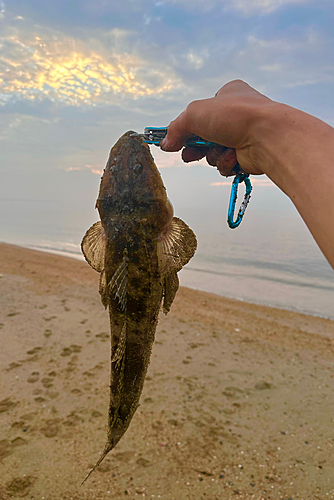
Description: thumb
xmin=160 ymin=110 xmax=193 ymax=152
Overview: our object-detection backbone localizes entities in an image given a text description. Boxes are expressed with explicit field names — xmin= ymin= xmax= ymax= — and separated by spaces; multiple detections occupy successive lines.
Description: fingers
xmin=181 ymin=146 xmax=207 ymax=163
xmin=160 ymin=110 xmax=193 ymax=152
xmin=206 ymin=146 xmax=238 ymax=177
xmin=181 ymin=144 xmax=238 ymax=177
xmin=161 ymin=97 xmax=214 ymax=152
xmin=214 ymin=148 xmax=239 ymax=177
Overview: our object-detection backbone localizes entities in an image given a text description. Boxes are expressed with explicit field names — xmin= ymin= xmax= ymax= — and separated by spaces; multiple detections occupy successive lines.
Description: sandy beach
xmin=1 ymin=242 xmax=334 ymax=500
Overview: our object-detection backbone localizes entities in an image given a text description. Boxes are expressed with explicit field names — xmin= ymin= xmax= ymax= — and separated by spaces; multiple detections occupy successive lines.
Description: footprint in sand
xmin=12 ymin=413 xmax=35 ymax=432
xmin=61 ymin=345 xmax=82 ymax=357
xmin=34 ymin=396 xmax=46 ymax=403
xmin=222 ymin=386 xmax=244 ymax=398
xmin=96 ymin=461 xmax=112 ymax=473
xmin=6 ymin=476 xmax=35 ymax=497
xmin=61 ymin=300 xmax=71 ymax=312
xmin=91 ymin=410 xmax=102 ymax=418
xmin=61 ymin=347 xmax=72 ymax=357
xmin=0 ymin=323 xmax=4 ymax=329
xmin=254 ymin=381 xmax=272 ymax=390
xmin=136 ymin=457 xmax=151 ymax=467
xmin=66 ymin=355 xmax=79 ymax=372
xmin=151 ymin=420 xmax=164 ymax=431
xmin=6 ymin=362 xmax=22 ymax=371
xmin=26 ymin=347 xmax=42 ymax=355
xmin=19 ymin=412 xmax=36 ymax=424
xmin=95 ymin=332 xmax=109 ymax=342
xmin=0 ymin=397 xmax=18 ymax=413
xmin=41 ymin=377 xmax=53 ymax=388
xmin=70 ymin=344 xmax=82 ymax=352
xmin=44 ymin=316 xmax=57 ymax=322
xmin=27 ymin=372 xmax=39 ymax=383
xmin=0 ymin=439 xmax=12 ymax=460
xmin=71 ymin=388 xmax=82 ymax=394
xmin=44 ymin=329 xmax=52 ymax=338
xmin=62 ymin=411 xmax=83 ymax=427
xmin=41 ymin=419 xmax=60 ymax=438
xmin=45 ymin=390 xmax=59 ymax=400
xmin=11 ymin=437 xmax=27 ymax=447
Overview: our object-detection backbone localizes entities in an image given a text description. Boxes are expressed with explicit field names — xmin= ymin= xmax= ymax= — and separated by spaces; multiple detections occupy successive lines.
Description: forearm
xmin=255 ymin=103 xmax=334 ymax=268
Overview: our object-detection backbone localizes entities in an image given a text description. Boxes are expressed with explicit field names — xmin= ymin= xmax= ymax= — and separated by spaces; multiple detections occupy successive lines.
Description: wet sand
xmin=1 ymin=242 xmax=334 ymax=500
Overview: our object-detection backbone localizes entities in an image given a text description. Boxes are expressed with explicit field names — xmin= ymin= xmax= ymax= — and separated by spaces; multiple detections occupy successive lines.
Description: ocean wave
xmin=184 ymin=266 xmax=334 ymax=292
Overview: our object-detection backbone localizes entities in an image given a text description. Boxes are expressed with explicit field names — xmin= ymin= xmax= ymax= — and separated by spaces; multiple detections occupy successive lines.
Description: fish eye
xmin=133 ymin=163 xmax=143 ymax=174
xmin=109 ymin=164 xmax=118 ymax=173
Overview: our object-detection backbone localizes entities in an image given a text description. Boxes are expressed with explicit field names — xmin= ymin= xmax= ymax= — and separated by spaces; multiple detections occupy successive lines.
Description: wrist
xmin=249 ymin=102 xmax=308 ymax=192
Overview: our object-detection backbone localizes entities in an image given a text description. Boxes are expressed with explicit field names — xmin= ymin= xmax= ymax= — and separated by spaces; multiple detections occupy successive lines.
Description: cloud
xmin=65 ymin=163 xmax=103 ymax=175
xmin=155 ymin=0 xmax=310 ymax=15
xmin=61 ymin=147 xmax=208 ymax=175
xmin=228 ymin=31 xmax=334 ymax=92
xmin=229 ymin=0 xmax=310 ymax=15
xmin=211 ymin=178 xmax=274 ymax=186
xmin=0 ymin=22 xmax=184 ymax=106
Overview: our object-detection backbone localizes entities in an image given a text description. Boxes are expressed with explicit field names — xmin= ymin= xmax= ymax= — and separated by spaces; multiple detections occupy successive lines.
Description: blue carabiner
xmin=227 ymin=173 xmax=252 ymax=229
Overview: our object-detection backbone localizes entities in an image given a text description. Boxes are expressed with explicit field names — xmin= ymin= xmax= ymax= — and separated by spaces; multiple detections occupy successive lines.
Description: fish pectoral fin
xmin=109 ymin=252 xmax=128 ymax=311
xmin=157 ymin=217 xmax=197 ymax=275
xmin=163 ymin=271 xmax=179 ymax=314
xmin=81 ymin=221 xmax=106 ymax=273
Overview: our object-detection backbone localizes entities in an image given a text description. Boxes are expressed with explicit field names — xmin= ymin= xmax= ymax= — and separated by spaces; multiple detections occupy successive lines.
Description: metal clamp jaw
xmin=143 ymin=127 xmax=217 ymax=147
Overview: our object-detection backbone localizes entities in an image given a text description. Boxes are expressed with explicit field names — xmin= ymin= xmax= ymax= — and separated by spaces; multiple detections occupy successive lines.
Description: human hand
xmin=161 ymin=80 xmax=274 ymax=177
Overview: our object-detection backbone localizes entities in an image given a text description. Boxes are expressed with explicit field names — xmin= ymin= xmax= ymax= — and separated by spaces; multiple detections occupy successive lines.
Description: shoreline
xmin=2 ymin=241 xmax=332 ymax=321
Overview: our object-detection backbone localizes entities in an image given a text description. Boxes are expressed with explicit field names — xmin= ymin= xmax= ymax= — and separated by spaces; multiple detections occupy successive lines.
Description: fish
xmin=81 ymin=131 xmax=197 ymax=482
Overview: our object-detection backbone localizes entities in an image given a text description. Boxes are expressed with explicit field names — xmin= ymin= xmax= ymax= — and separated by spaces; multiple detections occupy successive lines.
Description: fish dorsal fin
xmin=109 ymin=250 xmax=129 ymax=311
xmin=81 ymin=221 xmax=106 ymax=273
xmin=157 ymin=217 xmax=197 ymax=275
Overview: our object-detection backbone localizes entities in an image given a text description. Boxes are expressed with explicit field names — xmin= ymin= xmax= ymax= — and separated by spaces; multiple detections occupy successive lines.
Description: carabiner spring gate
xmin=228 ymin=173 xmax=252 ymax=229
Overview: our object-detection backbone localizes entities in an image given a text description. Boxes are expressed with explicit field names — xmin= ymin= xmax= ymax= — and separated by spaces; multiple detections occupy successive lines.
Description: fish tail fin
xmin=81 ymin=442 xmax=112 ymax=486
xmin=82 ymin=321 xmax=127 ymax=486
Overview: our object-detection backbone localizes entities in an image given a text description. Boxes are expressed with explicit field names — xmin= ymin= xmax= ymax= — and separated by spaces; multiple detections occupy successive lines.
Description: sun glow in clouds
xmin=0 ymin=29 xmax=181 ymax=106
xmin=65 ymin=164 xmax=103 ymax=175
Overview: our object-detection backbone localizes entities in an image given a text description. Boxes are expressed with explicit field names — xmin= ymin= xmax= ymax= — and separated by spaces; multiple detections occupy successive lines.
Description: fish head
xmin=96 ymin=131 xmax=173 ymax=237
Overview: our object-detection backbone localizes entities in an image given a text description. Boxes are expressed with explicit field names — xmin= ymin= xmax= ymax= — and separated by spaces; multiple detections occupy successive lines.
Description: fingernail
xmin=160 ymin=137 xmax=168 ymax=150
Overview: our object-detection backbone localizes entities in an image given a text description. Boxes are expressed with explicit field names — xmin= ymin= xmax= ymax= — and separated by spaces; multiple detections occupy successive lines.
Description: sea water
xmin=1 ymin=165 xmax=333 ymax=319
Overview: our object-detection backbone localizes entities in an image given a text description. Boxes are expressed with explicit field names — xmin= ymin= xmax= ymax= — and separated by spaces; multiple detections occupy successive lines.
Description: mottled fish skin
xmin=81 ymin=131 xmax=197 ymax=482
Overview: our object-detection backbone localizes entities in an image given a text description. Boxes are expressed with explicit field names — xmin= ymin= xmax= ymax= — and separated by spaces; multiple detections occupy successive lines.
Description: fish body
xmin=81 ymin=131 xmax=197 ymax=481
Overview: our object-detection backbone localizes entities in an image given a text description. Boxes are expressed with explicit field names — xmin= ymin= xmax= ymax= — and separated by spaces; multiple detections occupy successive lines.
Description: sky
xmin=1 ymin=0 xmax=334 ymax=239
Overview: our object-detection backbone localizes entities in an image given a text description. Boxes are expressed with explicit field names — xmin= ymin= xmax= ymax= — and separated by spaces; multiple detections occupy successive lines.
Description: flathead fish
xmin=81 ymin=131 xmax=197 ymax=481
